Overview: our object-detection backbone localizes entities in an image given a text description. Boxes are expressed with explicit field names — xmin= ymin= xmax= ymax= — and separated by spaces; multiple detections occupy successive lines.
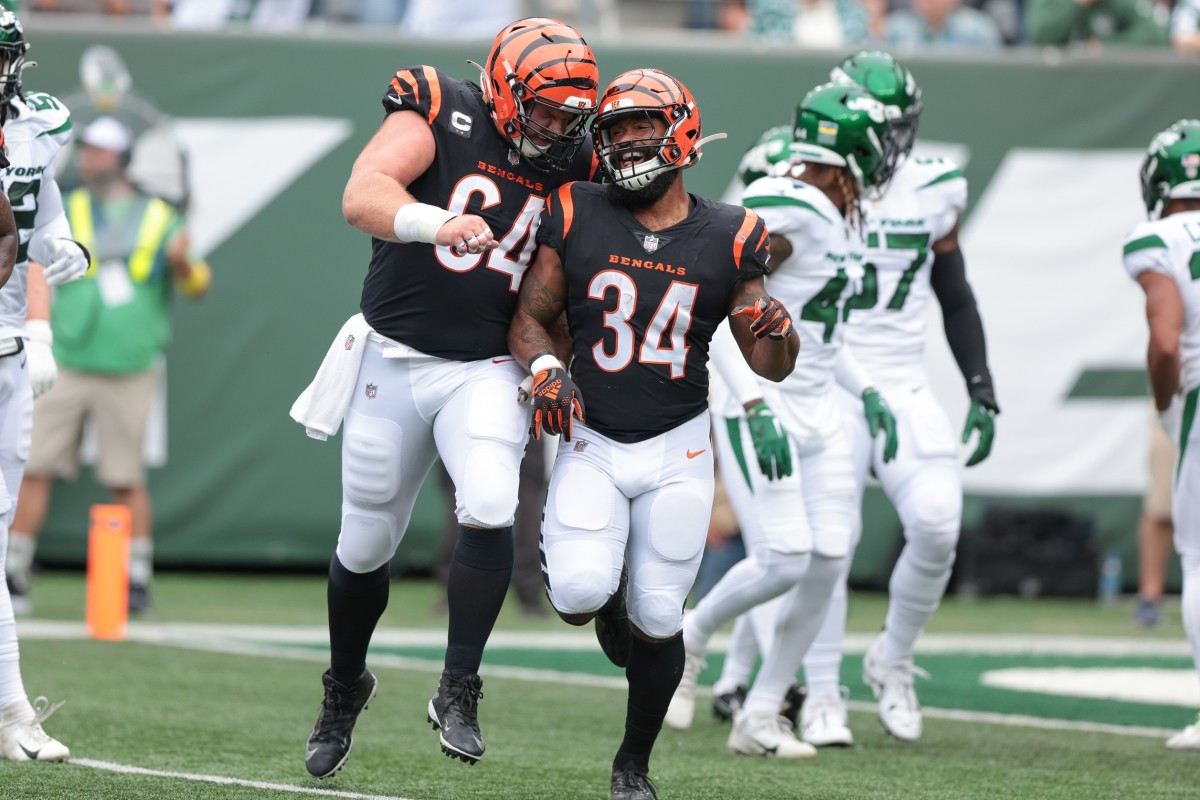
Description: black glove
xmin=530 ymin=366 xmax=586 ymax=441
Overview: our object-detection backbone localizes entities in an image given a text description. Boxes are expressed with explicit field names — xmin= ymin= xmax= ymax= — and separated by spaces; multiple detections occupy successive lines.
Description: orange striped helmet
xmin=593 ymin=69 xmax=703 ymax=190
xmin=477 ymin=17 xmax=598 ymax=172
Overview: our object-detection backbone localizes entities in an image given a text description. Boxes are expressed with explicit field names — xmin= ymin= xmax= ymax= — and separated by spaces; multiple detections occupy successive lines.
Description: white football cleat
xmin=1166 ymin=715 xmax=1200 ymax=751
xmin=0 ymin=697 xmax=70 ymax=762
xmin=862 ymin=635 xmax=928 ymax=742
xmin=727 ymin=709 xmax=817 ymax=759
xmin=664 ymin=645 xmax=706 ymax=731
xmin=799 ymin=688 xmax=853 ymax=747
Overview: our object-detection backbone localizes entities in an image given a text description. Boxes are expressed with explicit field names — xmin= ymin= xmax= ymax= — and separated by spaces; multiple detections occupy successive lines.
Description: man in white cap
xmin=7 ymin=113 xmax=211 ymax=619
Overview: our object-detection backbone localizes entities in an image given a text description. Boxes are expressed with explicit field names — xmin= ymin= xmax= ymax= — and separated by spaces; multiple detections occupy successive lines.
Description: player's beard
xmin=607 ymin=170 xmax=677 ymax=210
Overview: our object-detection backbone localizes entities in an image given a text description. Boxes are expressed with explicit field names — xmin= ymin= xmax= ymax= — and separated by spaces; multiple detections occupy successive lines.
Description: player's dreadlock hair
xmin=835 ymin=166 xmax=864 ymax=234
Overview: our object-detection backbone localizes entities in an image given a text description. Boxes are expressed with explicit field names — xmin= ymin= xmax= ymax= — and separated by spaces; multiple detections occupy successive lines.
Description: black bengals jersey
xmin=359 ymin=65 xmax=596 ymax=361
xmin=536 ymin=181 xmax=771 ymax=443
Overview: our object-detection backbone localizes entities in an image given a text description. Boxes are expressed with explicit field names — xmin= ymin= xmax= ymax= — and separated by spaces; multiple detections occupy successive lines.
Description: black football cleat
xmin=712 ymin=684 xmax=747 ymax=722
xmin=611 ymin=762 xmax=659 ymax=800
xmin=305 ymin=669 xmax=377 ymax=779
xmin=594 ymin=565 xmax=632 ymax=668
xmin=780 ymin=682 xmax=807 ymax=731
xmin=427 ymin=670 xmax=485 ymax=764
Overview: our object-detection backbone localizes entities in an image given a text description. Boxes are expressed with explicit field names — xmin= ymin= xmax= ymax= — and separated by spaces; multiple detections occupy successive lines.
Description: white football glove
xmin=42 ymin=238 xmax=90 ymax=286
xmin=1158 ymin=393 xmax=1184 ymax=443
xmin=25 ymin=319 xmax=57 ymax=399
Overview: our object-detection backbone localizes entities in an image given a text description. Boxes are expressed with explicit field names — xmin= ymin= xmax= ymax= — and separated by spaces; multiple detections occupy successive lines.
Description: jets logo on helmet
xmin=1141 ymin=119 xmax=1200 ymax=219
xmin=473 ymin=17 xmax=598 ymax=172
xmin=831 ymin=51 xmax=922 ymax=165
xmin=0 ymin=9 xmax=30 ymax=107
xmin=792 ymin=82 xmax=896 ymax=195
xmin=593 ymin=68 xmax=726 ymax=191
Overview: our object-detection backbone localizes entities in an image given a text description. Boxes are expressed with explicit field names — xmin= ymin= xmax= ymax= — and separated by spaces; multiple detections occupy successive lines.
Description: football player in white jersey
xmin=710 ymin=53 xmax=1000 ymax=747
xmin=796 ymin=52 xmax=998 ymax=746
xmin=665 ymin=83 xmax=899 ymax=759
xmin=1125 ymin=119 xmax=1200 ymax=751
xmin=0 ymin=9 xmax=90 ymax=763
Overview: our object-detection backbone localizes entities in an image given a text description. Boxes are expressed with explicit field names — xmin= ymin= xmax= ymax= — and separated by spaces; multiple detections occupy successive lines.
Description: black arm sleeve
xmin=930 ymin=246 xmax=999 ymax=413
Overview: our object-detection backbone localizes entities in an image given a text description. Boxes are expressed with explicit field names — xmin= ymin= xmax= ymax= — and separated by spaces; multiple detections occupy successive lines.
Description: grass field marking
xmin=874 ymin=703 xmax=1178 ymax=739
xmin=18 ymin=620 xmax=1194 ymax=657
xmin=72 ymin=758 xmax=417 ymax=800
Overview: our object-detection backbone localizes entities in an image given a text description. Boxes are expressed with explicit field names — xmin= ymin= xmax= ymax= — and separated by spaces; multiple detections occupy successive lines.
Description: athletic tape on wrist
xmin=530 ymin=354 xmax=565 ymax=376
xmin=393 ymin=203 xmax=457 ymax=244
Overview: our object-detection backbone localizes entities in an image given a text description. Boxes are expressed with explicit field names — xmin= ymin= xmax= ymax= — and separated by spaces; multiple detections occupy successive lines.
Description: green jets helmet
xmin=831 ymin=50 xmax=922 ymax=162
xmin=792 ymin=82 xmax=894 ymax=193
xmin=0 ymin=9 xmax=29 ymax=106
xmin=1140 ymin=120 xmax=1200 ymax=219
xmin=736 ymin=124 xmax=792 ymax=186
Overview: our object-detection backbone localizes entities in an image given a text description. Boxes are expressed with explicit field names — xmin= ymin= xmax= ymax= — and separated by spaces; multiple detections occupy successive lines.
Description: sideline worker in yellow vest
xmin=7 ymin=115 xmax=210 ymax=615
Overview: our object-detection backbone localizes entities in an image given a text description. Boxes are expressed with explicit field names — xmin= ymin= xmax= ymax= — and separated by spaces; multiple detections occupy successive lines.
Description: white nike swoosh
xmin=306 ymin=747 xmax=319 ymax=760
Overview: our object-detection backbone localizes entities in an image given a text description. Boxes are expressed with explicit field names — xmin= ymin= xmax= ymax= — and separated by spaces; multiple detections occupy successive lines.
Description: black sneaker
xmin=611 ymin=763 xmax=658 ymax=800
xmin=427 ymin=670 xmax=485 ymax=764
xmin=595 ymin=566 xmax=631 ymax=668
xmin=712 ymin=684 xmax=747 ymax=722
xmin=780 ymin=682 xmax=807 ymax=731
xmin=128 ymin=583 xmax=153 ymax=615
xmin=305 ymin=669 xmax=378 ymax=778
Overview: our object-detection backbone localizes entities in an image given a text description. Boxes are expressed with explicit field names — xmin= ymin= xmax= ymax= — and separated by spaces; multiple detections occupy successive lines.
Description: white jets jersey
xmin=847 ymin=157 xmax=967 ymax=385
xmin=743 ymin=175 xmax=863 ymax=439
xmin=1123 ymin=209 xmax=1200 ymax=393
xmin=0 ymin=92 xmax=72 ymax=337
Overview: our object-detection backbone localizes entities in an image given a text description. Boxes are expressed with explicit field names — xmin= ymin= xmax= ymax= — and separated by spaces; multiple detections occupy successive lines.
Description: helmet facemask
xmin=596 ymin=107 xmax=687 ymax=191
xmin=503 ymin=75 xmax=594 ymax=171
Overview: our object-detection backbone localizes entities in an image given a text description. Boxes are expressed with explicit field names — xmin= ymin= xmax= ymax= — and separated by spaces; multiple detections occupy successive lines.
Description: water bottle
xmin=1098 ymin=551 xmax=1122 ymax=604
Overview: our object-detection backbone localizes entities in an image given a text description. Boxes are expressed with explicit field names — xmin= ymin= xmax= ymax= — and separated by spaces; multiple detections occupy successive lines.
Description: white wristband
xmin=530 ymin=354 xmax=565 ymax=375
xmin=393 ymin=203 xmax=457 ymax=244
xmin=26 ymin=318 xmax=52 ymax=346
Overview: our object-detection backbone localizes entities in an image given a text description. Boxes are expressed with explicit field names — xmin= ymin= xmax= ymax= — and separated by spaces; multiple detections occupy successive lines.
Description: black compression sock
xmin=327 ymin=554 xmax=390 ymax=685
xmin=445 ymin=525 xmax=514 ymax=677
xmin=614 ymin=634 xmax=684 ymax=773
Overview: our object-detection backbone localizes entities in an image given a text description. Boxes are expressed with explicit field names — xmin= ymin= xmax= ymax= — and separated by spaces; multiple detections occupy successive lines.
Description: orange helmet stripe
xmin=732 ymin=209 xmax=760 ymax=271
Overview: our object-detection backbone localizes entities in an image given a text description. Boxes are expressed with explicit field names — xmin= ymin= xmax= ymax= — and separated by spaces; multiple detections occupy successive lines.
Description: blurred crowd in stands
xmin=15 ymin=0 xmax=1200 ymax=51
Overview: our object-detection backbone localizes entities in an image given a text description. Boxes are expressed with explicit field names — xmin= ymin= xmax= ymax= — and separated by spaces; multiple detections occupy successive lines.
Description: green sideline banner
xmin=22 ymin=24 xmax=1200 ymax=590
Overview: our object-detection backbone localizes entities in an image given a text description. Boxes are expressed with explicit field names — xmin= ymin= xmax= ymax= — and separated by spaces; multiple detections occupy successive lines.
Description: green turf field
xmin=3 ymin=572 xmax=1198 ymax=799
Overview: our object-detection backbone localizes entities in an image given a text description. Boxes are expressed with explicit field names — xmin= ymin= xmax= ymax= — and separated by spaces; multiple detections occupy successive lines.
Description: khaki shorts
xmin=1145 ymin=414 xmax=1177 ymax=521
xmin=28 ymin=366 xmax=159 ymax=487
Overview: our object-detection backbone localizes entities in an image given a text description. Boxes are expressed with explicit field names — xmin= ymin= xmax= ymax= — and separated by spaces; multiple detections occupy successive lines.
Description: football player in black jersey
xmin=508 ymin=69 xmax=798 ymax=800
xmin=297 ymin=18 xmax=599 ymax=777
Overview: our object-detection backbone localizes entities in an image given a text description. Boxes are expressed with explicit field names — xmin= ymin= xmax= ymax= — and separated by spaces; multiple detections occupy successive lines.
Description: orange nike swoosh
xmin=686 ymin=449 xmax=706 ymax=459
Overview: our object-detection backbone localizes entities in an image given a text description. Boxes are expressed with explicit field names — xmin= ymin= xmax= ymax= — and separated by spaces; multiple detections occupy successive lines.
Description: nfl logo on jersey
xmin=365 ymin=383 xmax=377 ymax=399
xmin=642 ymin=234 xmax=659 ymax=254
xmin=344 ymin=334 xmax=355 ymax=350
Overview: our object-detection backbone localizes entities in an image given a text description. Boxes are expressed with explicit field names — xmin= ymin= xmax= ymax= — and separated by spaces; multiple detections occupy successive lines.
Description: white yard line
xmin=72 ymin=758 xmax=417 ymax=800
xmin=17 ymin=620 xmax=1194 ymax=656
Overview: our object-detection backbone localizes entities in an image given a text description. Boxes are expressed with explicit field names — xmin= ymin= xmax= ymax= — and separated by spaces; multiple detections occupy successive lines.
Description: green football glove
xmin=961 ymin=397 xmax=997 ymax=467
xmin=745 ymin=401 xmax=792 ymax=480
xmin=862 ymin=388 xmax=898 ymax=463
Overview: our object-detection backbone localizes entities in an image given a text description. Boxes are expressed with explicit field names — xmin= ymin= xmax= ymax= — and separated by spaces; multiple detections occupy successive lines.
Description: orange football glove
xmin=731 ymin=296 xmax=793 ymax=340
